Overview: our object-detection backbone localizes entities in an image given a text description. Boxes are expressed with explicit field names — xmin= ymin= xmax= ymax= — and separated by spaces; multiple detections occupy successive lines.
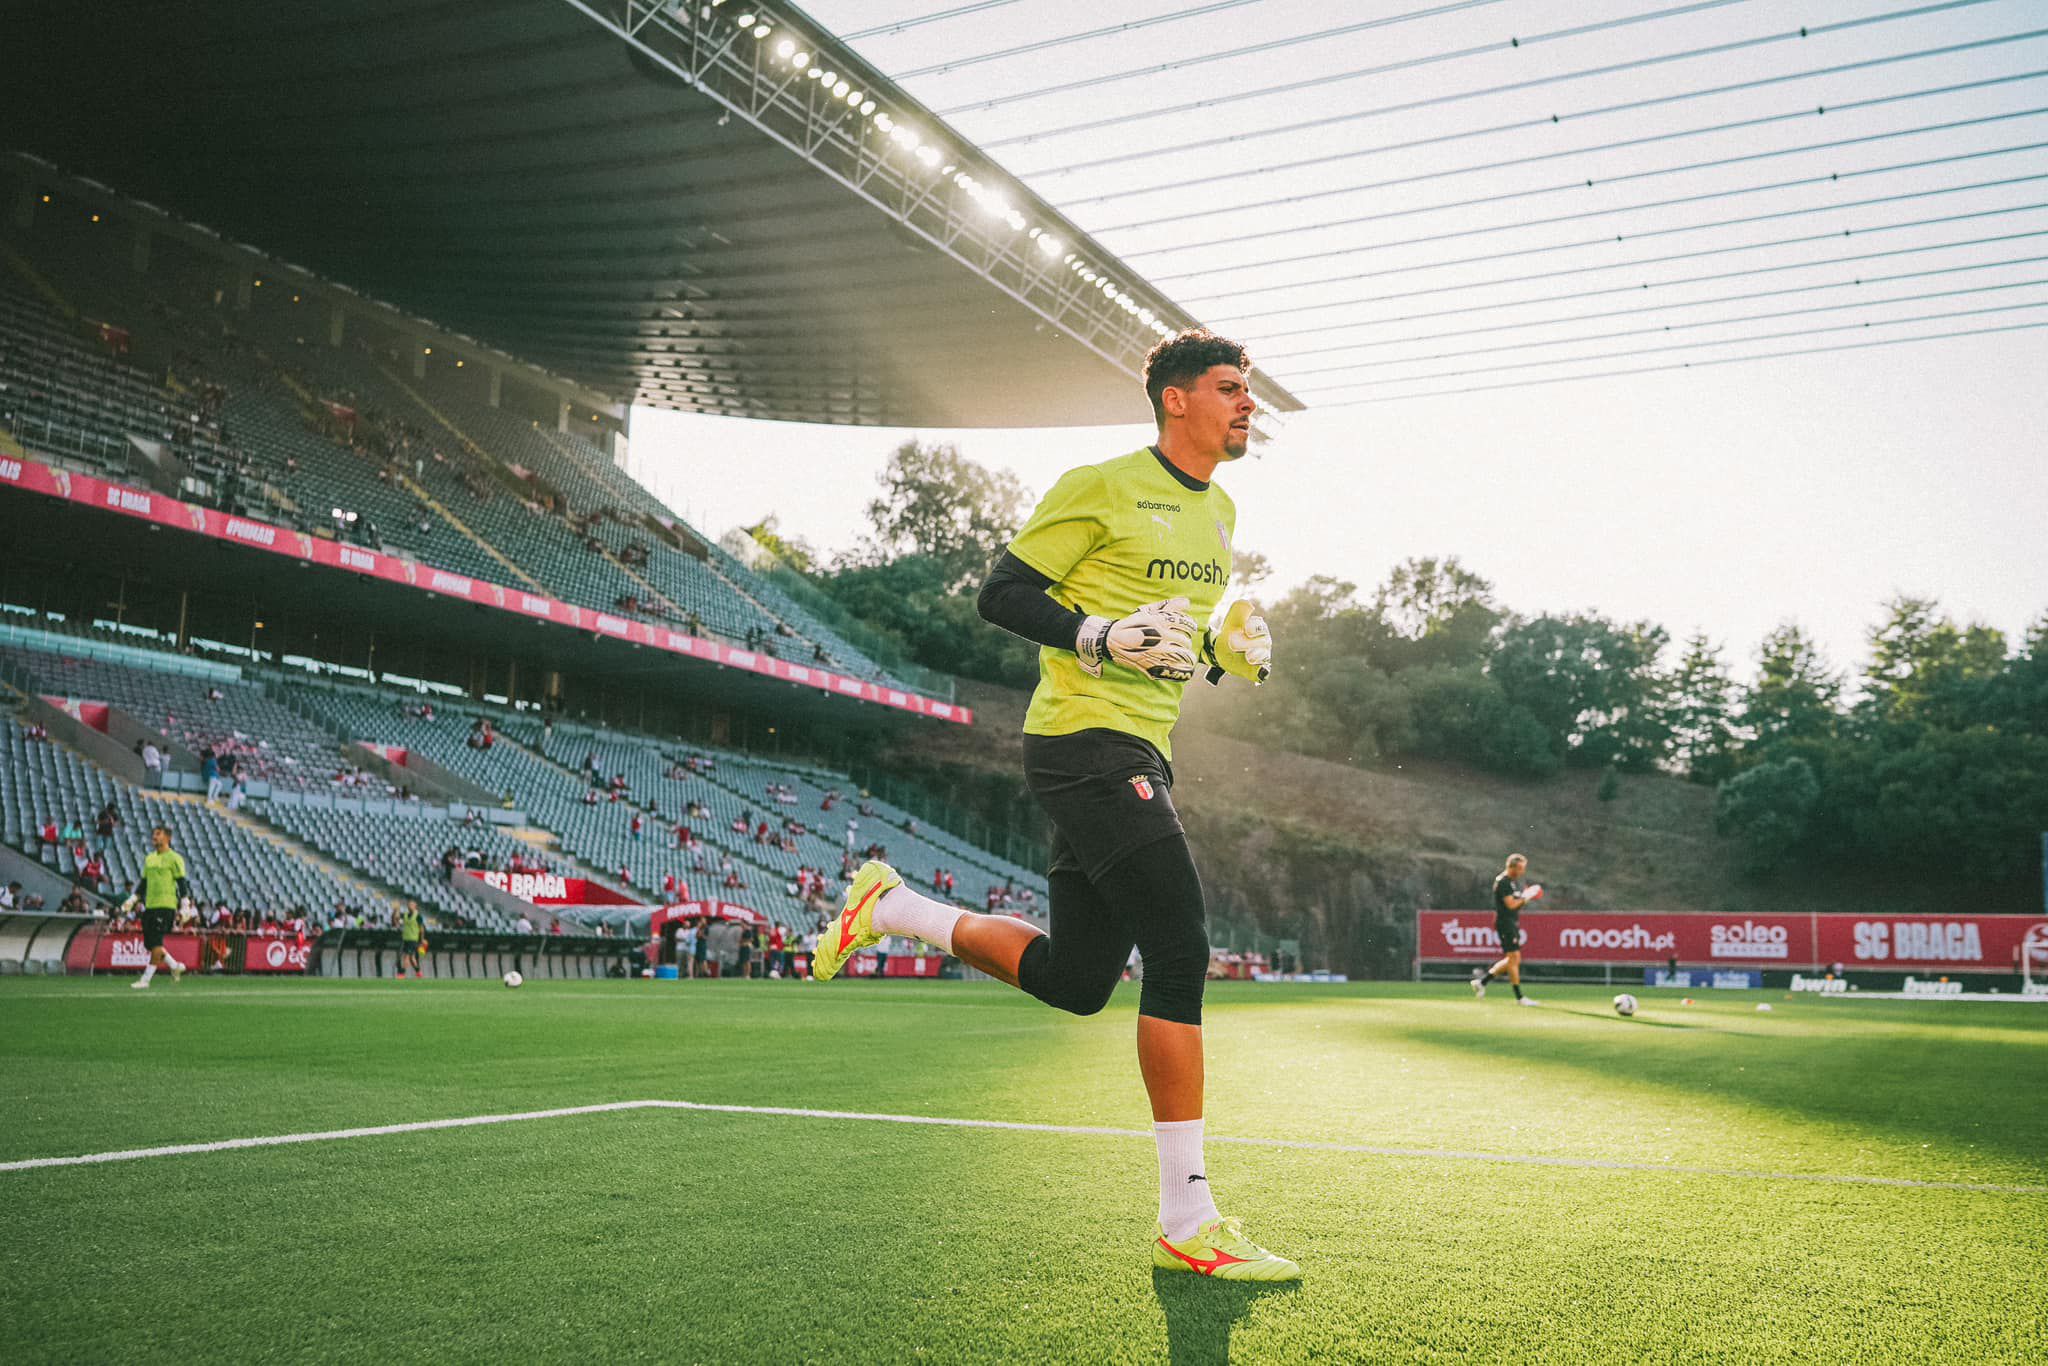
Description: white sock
xmin=138 ymin=964 xmax=157 ymax=985
xmin=1156 ymin=1118 xmax=1222 ymax=1240
xmin=872 ymin=884 xmax=963 ymax=955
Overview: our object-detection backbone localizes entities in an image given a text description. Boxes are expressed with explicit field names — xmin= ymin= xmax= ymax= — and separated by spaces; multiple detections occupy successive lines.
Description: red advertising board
xmin=243 ymin=936 xmax=313 ymax=973
xmin=0 ymin=454 xmax=970 ymax=724
xmin=1417 ymin=911 xmax=2048 ymax=973
xmin=464 ymin=870 xmax=642 ymax=907
xmin=71 ymin=931 xmax=201 ymax=973
xmin=650 ymin=900 xmax=765 ymax=930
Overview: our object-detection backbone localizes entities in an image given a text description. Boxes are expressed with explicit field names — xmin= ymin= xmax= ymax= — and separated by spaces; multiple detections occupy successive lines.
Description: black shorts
xmin=401 ymin=939 xmax=421 ymax=959
xmin=1494 ymin=915 xmax=1521 ymax=952
xmin=1023 ymin=729 xmax=1184 ymax=882
xmin=140 ymin=907 xmax=175 ymax=950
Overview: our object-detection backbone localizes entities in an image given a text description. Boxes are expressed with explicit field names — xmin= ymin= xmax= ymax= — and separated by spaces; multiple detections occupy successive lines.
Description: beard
xmin=1219 ymin=430 xmax=1249 ymax=460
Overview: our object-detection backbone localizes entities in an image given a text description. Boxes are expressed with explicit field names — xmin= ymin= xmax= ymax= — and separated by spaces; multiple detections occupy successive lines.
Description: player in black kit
xmin=1472 ymin=853 xmax=1542 ymax=1005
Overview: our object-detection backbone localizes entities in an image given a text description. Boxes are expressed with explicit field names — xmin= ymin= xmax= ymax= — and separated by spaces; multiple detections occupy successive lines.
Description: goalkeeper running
xmin=811 ymin=329 xmax=1296 ymax=1280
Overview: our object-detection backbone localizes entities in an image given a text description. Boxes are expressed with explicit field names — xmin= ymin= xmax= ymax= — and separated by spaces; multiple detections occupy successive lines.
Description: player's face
xmin=1508 ymin=860 xmax=1526 ymax=877
xmin=1169 ymin=365 xmax=1256 ymax=460
xmin=151 ymin=829 xmax=170 ymax=852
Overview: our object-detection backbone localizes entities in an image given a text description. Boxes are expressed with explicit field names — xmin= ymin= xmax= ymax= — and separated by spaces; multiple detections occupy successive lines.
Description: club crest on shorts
xmin=1128 ymin=774 xmax=1155 ymax=801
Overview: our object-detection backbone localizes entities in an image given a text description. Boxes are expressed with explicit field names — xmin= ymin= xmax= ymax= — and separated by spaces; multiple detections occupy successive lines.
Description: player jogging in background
xmin=811 ymin=329 xmax=1296 ymax=1281
xmin=1473 ymin=853 xmax=1542 ymax=1005
xmin=127 ymin=825 xmax=189 ymax=990
xmin=398 ymin=901 xmax=425 ymax=979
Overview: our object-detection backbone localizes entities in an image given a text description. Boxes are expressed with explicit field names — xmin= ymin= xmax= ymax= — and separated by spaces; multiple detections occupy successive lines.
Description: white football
xmin=1613 ymin=993 xmax=1638 ymax=1017
xmin=503 ymin=970 xmax=524 ymax=989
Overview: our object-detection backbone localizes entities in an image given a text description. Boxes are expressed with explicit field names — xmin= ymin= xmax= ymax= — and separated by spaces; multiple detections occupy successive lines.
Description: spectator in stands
xmin=202 ymin=748 xmax=224 ymax=803
xmin=0 ymin=883 xmax=15 ymax=910
xmin=723 ymin=868 xmax=746 ymax=892
xmin=630 ymin=813 xmax=644 ymax=841
xmin=549 ymin=917 xmax=564 ymax=937
xmin=515 ymin=911 xmax=534 ymax=935
xmin=205 ymin=686 xmax=225 ymax=703
xmin=96 ymin=803 xmax=121 ymax=841
xmin=24 ymin=721 xmax=49 ymax=742
xmin=39 ymin=819 xmax=59 ymax=848
xmin=79 ymin=852 xmax=106 ymax=893
xmin=138 ymin=739 xmax=163 ymax=785
xmin=58 ymin=888 xmax=91 ymax=917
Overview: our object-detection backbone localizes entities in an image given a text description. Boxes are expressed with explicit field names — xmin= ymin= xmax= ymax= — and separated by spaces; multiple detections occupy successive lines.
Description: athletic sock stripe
xmin=3 ymin=1099 xmax=2041 ymax=1194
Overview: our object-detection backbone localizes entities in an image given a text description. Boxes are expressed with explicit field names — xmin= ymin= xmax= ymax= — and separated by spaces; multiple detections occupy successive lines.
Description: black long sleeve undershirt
xmin=977 ymin=551 xmax=1087 ymax=652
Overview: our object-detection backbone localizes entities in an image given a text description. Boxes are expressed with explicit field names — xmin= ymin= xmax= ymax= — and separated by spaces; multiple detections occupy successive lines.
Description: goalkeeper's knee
xmin=1099 ymin=836 xmax=1209 ymax=1027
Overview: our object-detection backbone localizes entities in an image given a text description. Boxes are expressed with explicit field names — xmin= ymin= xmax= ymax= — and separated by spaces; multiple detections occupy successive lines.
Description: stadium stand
xmin=0 ymin=717 xmax=391 ymax=918
xmin=0 ymin=638 xmax=354 ymax=792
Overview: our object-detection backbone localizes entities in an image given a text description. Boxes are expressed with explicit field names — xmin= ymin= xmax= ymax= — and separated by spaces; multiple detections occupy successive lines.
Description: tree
xmin=739 ymin=514 xmax=816 ymax=575
xmin=1372 ymin=556 xmax=1501 ymax=671
xmin=1742 ymin=623 xmax=1840 ymax=752
xmin=1491 ymin=613 xmax=1673 ymax=770
xmin=855 ymin=440 xmax=1031 ymax=589
xmin=1667 ymin=632 xmax=1739 ymax=783
xmin=1714 ymin=756 xmax=1820 ymax=874
xmin=1858 ymin=595 xmax=2008 ymax=731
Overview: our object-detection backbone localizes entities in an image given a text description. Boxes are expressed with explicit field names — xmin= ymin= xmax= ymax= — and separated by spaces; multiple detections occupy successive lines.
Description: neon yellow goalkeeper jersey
xmin=1007 ymin=447 xmax=1237 ymax=759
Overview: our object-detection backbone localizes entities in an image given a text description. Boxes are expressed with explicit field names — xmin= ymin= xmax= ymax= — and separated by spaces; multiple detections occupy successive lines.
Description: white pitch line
xmin=3 ymin=1099 xmax=2042 ymax=1195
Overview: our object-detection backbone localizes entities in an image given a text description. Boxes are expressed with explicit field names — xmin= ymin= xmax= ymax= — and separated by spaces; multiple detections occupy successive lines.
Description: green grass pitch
xmin=3 ymin=977 xmax=2044 ymax=1363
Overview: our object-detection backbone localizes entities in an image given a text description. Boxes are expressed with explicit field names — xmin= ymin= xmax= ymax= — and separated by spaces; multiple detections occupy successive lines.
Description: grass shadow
xmin=1553 ymin=1006 xmax=1701 ymax=1030
xmin=1151 ymin=1269 xmax=1298 ymax=1366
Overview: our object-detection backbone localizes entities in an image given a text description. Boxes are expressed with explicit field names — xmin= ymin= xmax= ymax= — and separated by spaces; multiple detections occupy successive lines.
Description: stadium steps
xmin=0 ymin=240 xmax=76 ymax=319
xmin=530 ymin=424 xmax=829 ymax=654
xmin=365 ymin=366 xmax=549 ymax=593
xmin=501 ymin=730 xmax=789 ymax=896
xmin=219 ymin=803 xmax=411 ymax=911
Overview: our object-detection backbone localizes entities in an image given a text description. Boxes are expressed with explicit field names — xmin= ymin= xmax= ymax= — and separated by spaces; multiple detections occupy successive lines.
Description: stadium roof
xmin=2 ymin=0 xmax=1302 ymax=429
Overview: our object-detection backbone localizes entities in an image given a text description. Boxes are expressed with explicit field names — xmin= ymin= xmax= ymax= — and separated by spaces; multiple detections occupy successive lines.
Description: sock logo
xmin=1186 ymin=1174 xmax=1207 ymax=1184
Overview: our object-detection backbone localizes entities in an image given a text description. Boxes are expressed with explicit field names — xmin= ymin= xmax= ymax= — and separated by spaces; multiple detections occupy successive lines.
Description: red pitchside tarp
xmin=1417 ymin=911 xmax=2048 ymax=974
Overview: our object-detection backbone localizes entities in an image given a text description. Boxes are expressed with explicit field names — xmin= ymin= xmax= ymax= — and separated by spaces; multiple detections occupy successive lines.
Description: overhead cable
xmin=1281 ymin=276 xmax=2048 ymax=378
xmin=1162 ymin=140 xmax=2048 ymax=288
xmin=1197 ymin=168 xmax=2048 ymax=315
xmin=1068 ymin=28 xmax=2048 ymax=208
xmin=891 ymin=1 xmax=1266 ymax=80
xmin=1226 ymin=201 xmax=2048 ymax=333
xmin=938 ymin=0 xmax=1566 ymax=115
xmin=1256 ymin=249 xmax=2048 ymax=363
xmin=1018 ymin=0 xmax=2006 ymax=172
xmin=1241 ymin=225 xmax=2048 ymax=344
xmin=1313 ymin=318 xmax=2048 ymax=404
xmin=1305 ymin=307 xmax=2048 ymax=400
xmin=1123 ymin=102 xmax=2048 ymax=258
xmin=841 ymin=1 xmax=1029 ymax=42
xmin=1100 ymin=70 xmax=2048 ymax=233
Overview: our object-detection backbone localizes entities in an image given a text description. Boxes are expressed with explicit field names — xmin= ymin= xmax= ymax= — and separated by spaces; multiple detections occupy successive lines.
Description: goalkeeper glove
xmin=1076 ymin=597 xmax=1198 ymax=682
xmin=1203 ymin=599 xmax=1272 ymax=685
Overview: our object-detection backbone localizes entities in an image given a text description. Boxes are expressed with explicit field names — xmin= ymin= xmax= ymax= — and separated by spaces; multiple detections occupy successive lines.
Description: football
xmin=1613 ymin=993 xmax=1638 ymax=1017
xmin=503 ymin=970 xmax=524 ymax=989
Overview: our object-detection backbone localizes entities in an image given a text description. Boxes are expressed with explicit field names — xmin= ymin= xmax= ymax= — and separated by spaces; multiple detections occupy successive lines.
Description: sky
xmin=626 ymin=0 xmax=2048 ymax=678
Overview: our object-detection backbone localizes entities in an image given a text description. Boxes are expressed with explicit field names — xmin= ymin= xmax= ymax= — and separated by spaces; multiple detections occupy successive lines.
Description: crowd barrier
xmin=316 ymin=928 xmax=638 ymax=980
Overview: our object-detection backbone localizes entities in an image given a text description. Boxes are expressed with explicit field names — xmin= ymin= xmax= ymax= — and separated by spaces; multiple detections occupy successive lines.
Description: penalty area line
xmin=2 ymin=1099 xmax=2042 ymax=1195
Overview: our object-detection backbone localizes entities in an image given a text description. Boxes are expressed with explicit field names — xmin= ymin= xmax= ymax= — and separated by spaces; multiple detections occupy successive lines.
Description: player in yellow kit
xmin=128 ymin=825 xmax=189 ymax=989
xmin=812 ymin=330 xmax=1295 ymax=1280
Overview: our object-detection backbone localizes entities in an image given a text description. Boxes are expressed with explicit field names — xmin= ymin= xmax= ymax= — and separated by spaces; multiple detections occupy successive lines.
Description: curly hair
xmin=1143 ymin=328 xmax=1250 ymax=427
